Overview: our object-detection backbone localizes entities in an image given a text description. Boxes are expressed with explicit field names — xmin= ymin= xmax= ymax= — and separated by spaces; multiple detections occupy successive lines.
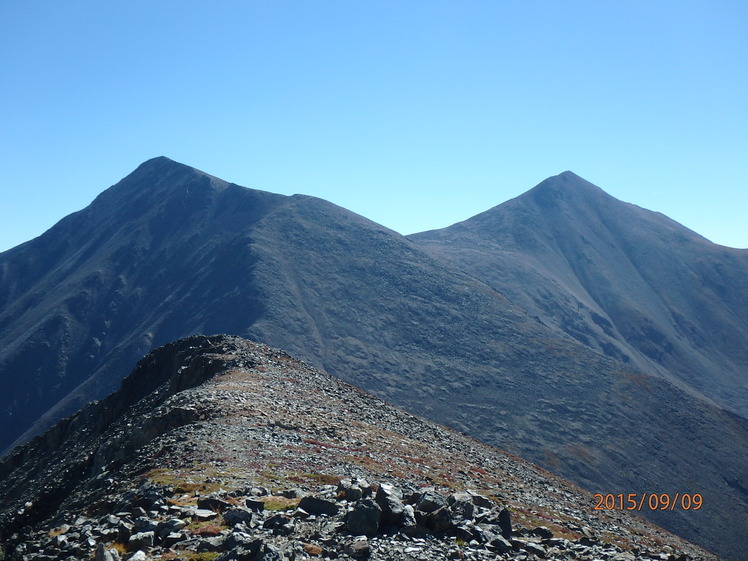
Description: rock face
xmin=0 ymin=336 xmax=720 ymax=560
xmin=0 ymin=159 xmax=746 ymax=560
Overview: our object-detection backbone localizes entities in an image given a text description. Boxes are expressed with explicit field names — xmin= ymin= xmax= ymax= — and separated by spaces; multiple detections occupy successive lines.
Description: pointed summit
xmin=95 ymin=156 xmax=231 ymax=208
xmin=411 ymin=171 xmax=748 ymax=418
xmin=521 ymin=171 xmax=611 ymax=211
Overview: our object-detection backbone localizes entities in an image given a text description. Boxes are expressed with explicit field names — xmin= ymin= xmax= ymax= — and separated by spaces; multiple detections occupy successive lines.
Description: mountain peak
xmin=526 ymin=171 xmax=607 ymax=206
xmin=122 ymin=156 xmax=229 ymax=190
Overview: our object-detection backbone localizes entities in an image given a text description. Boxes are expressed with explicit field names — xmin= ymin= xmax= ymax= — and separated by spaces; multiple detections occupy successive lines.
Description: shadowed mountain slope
xmin=1 ymin=159 xmax=746 ymax=559
xmin=0 ymin=335 xmax=722 ymax=561
xmin=410 ymin=171 xmax=748 ymax=417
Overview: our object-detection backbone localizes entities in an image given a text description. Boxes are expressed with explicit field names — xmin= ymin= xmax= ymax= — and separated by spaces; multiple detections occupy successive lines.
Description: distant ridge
xmin=1 ymin=159 xmax=746 ymax=560
xmin=411 ymin=171 xmax=748 ymax=416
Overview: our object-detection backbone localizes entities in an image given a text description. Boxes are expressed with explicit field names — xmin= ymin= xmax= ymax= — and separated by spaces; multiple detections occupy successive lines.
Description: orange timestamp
xmin=594 ymin=493 xmax=703 ymax=511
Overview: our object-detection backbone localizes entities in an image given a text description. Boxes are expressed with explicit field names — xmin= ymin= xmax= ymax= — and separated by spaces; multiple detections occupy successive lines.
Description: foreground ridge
xmin=0 ymin=335 xmax=719 ymax=560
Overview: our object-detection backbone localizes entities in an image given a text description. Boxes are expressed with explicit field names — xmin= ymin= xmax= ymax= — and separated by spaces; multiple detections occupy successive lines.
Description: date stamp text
xmin=593 ymin=493 xmax=703 ymax=511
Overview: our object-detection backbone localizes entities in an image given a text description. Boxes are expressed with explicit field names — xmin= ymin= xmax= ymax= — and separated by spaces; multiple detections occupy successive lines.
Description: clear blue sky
xmin=2 ymin=0 xmax=747 ymax=251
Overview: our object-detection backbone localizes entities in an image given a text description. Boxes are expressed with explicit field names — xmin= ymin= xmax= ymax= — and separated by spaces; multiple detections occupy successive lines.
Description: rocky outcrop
xmin=0 ymin=336 xmax=720 ymax=560
xmin=2 ymin=477 xmax=694 ymax=561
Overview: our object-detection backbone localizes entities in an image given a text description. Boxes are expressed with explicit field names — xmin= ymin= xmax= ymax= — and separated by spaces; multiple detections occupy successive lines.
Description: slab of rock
xmin=298 ymin=496 xmax=339 ymax=516
xmin=198 ymin=496 xmax=233 ymax=512
xmin=127 ymin=531 xmax=154 ymax=551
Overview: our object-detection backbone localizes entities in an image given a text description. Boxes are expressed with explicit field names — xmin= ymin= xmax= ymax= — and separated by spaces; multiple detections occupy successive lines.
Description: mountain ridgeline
xmin=1 ymin=158 xmax=746 ymax=560
xmin=0 ymin=335 xmax=721 ymax=561
xmin=410 ymin=171 xmax=748 ymax=417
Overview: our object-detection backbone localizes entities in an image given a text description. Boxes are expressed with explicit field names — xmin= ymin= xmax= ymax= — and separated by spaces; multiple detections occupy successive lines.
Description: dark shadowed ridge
xmin=1 ymin=160 xmax=747 ymax=560
xmin=0 ymin=157 xmax=287 ymax=450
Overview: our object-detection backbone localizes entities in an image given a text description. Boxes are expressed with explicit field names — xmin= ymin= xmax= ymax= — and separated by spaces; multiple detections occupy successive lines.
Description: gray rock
xmin=448 ymin=493 xmax=475 ymax=520
xmin=134 ymin=516 xmax=157 ymax=532
xmin=375 ymin=483 xmax=405 ymax=525
xmin=529 ymin=525 xmax=553 ymax=539
xmin=347 ymin=498 xmax=382 ymax=536
xmin=245 ymin=498 xmax=265 ymax=512
xmin=127 ymin=531 xmax=154 ymax=551
xmin=94 ymin=543 xmax=117 ymax=561
xmin=401 ymin=504 xmax=417 ymax=527
xmin=162 ymin=531 xmax=188 ymax=547
xmin=345 ymin=537 xmax=371 ymax=558
xmin=198 ymin=496 xmax=233 ymax=512
xmin=488 ymin=535 xmax=513 ymax=553
xmin=198 ymin=535 xmax=226 ymax=552
xmin=337 ymin=478 xmax=364 ymax=501
xmin=156 ymin=518 xmax=187 ymax=537
xmin=415 ymin=489 xmax=447 ymax=513
xmin=263 ymin=514 xmax=293 ymax=536
xmin=298 ymin=496 xmax=339 ymax=516
xmin=466 ymin=490 xmax=494 ymax=508
xmin=223 ymin=531 xmax=260 ymax=550
xmin=524 ymin=541 xmax=547 ymax=557
xmin=426 ymin=505 xmax=453 ymax=532
xmin=261 ymin=544 xmax=283 ymax=561
xmin=216 ymin=540 xmax=265 ymax=561
xmin=193 ymin=508 xmax=219 ymax=520
xmin=117 ymin=521 xmax=134 ymax=542
xmin=223 ymin=507 xmax=253 ymax=526
xmin=498 ymin=508 xmax=512 ymax=539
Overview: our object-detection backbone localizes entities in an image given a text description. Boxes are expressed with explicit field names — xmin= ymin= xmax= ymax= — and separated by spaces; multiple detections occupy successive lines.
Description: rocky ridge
xmin=0 ymin=335 xmax=720 ymax=560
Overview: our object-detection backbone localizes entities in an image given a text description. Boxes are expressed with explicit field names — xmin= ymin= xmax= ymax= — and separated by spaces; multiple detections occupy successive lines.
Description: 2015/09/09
xmin=593 ymin=493 xmax=703 ymax=511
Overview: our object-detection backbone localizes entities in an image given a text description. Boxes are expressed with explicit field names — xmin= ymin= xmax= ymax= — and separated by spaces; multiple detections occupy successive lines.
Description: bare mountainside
xmin=409 ymin=171 xmax=748 ymax=417
xmin=0 ymin=335 xmax=722 ymax=561
xmin=0 ymin=158 xmax=746 ymax=559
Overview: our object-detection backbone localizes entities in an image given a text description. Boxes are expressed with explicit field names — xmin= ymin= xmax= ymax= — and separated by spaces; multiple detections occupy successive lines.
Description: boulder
xmin=448 ymin=493 xmax=475 ymax=521
xmin=345 ymin=537 xmax=371 ymax=558
xmin=198 ymin=496 xmax=233 ymax=512
xmin=415 ymin=489 xmax=447 ymax=513
xmin=375 ymin=484 xmax=405 ymax=525
xmin=347 ymin=498 xmax=382 ymax=536
xmin=156 ymin=518 xmax=187 ymax=537
xmin=498 ymin=508 xmax=512 ymax=539
xmin=223 ymin=507 xmax=253 ymax=526
xmin=524 ymin=541 xmax=547 ymax=558
xmin=529 ymin=525 xmax=553 ymax=539
xmin=337 ymin=478 xmax=371 ymax=501
xmin=127 ymin=531 xmax=154 ymax=551
xmin=264 ymin=514 xmax=293 ymax=536
xmin=298 ymin=496 xmax=340 ymax=516
xmin=214 ymin=537 xmax=264 ymax=561
xmin=245 ymin=498 xmax=265 ymax=512
xmin=466 ymin=490 xmax=494 ymax=508
xmin=488 ymin=535 xmax=513 ymax=553
xmin=426 ymin=505 xmax=453 ymax=532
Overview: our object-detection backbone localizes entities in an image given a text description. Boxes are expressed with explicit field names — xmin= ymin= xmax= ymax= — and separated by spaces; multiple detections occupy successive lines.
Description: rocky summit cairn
xmin=0 ymin=335 xmax=720 ymax=560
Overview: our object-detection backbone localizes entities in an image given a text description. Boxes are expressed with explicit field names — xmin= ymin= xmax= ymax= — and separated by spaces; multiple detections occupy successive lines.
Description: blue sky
xmin=2 ymin=0 xmax=747 ymax=251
